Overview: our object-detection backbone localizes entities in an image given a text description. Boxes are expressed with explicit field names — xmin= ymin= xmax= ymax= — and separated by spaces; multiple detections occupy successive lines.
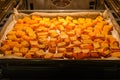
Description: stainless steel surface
xmin=0 ymin=0 xmax=16 ymax=11
xmin=105 ymin=0 xmax=120 ymax=17
xmin=17 ymin=10 xmax=104 ymax=13
xmin=104 ymin=0 xmax=120 ymax=26
xmin=15 ymin=0 xmax=23 ymax=9
xmin=50 ymin=0 xmax=72 ymax=8
xmin=22 ymin=0 xmax=95 ymax=10
xmin=0 ymin=0 xmax=16 ymax=28
xmin=109 ymin=0 xmax=119 ymax=13
xmin=0 ymin=0 xmax=11 ymax=10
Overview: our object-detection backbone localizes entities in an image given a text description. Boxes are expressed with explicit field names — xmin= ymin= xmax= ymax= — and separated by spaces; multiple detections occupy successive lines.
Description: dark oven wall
xmin=21 ymin=0 xmax=102 ymax=10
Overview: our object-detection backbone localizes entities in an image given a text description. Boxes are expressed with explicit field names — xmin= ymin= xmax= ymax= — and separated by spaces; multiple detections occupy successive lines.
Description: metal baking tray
xmin=1 ymin=11 xmax=120 ymax=77
xmin=0 ymin=10 xmax=120 ymax=60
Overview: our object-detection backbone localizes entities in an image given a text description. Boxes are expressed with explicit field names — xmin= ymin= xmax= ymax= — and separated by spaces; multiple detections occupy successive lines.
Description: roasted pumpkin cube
xmin=73 ymin=47 xmax=81 ymax=53
xmin=49 ymin=30 xmax=59 ymax=38
xmin=4 ymin=51 xmax=12 ymax=56
xmin=60 ymin=32 xmax=68 ymax=39
xmin=13 ymin=47 xmax=19 ymax=53
xmin=64 ymin=52 xmax=73 ymax=58
xmin=44 ymin=53 xmax=54 ymax=59
xmin=20 ymin=47 xmax=29 ymax=54
xmin=57 ymin=42 xmax=66 ymax=47
xmin=53 ymin=53 xmax=64 ymax=58
xmin=58 ymin=48 xmax=66 ymax=53
xmin=49 ymin=47 xmax=56 ymax=53
xmin=93 ymin=42 xmax=100 ymax=49
xmin=0 ymin=45 xmax=10 ymax=52
xmin=34 ymin=50 xmax=46 ymax=58
xmin=30 ymin=41 xmax=39 ymax=47
xmin=13 ymin=52 xmax=23 ymax=57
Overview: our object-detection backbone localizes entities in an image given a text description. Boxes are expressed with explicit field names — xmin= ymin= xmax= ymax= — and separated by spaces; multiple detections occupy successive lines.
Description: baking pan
xmin=0 ymin=10 xmax=120 ymax=60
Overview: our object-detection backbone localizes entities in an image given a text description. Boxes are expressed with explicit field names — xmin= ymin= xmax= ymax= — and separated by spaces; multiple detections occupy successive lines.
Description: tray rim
xmin=0 ymin=10 xmax=120 ymax=60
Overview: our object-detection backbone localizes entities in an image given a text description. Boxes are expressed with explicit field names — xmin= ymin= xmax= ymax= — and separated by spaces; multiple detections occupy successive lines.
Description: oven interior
xmin=0 ymin=0 xmax=120 ymax=80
